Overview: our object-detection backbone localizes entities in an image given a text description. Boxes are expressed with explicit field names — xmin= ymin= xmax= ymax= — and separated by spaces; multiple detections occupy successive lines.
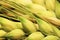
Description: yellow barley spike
xmin=0 ymin=30 xmax=7 ymax=37
xmin=32 ymin=0 xmax=45 ymax=7
xmin=9 ymin=0 xmax=33 ymax=6
xmin=52 ymin=26 xmax=60 ymax=38
xmin=55 ymin=1 xmax=60 ymax=19
xmin=42 ymin=35 xmax=60 ymax=40
xmin=27 ymin=32 xmax=44 ymax=40
xmin=5 ymin=29 xmax=25 ymax=39
xmin=18 ymin=16 xmax=37 ymax=34
xmin=35 ymin=18 xmax=57 ymax=35
xmin=45 ymin=0 xmax=56 ymax=11
xmin=0 ymin=17 xmax=23 ymax=32
xmin=28 ymin=3 xmax=60 ymax=26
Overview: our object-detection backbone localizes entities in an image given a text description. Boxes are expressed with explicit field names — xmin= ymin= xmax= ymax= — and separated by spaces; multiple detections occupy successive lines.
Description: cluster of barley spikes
xmin=0 ymin=0 xmax=60 ymax=40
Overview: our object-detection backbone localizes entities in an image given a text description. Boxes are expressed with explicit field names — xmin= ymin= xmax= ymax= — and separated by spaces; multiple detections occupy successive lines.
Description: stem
xmin=0 ymin=14 xmax=19 ymax=21
xmin=2 ymin=0 xmax=36 ymax=17
xmin=1 ymin=0 xmax=38 ymax=21
xmin=2 ymin=0 xmax=27 ymax=14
